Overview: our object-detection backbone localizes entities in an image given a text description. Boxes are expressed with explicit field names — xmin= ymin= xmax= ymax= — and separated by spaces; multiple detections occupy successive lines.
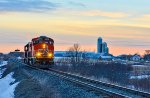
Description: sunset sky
xmin=0 ymin=0 xmax=150 ymax=55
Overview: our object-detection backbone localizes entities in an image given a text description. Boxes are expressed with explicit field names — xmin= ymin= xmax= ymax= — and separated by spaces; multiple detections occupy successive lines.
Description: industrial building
xmin=97 ymin=37 xmax=109 ymax=55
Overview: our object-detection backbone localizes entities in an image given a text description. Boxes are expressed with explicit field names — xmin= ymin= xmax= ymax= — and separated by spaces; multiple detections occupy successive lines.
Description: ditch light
xmin=48 ymin=53 xmax=53 ymax=58
xmin=36 ymin=52 xmax=41 ymax=57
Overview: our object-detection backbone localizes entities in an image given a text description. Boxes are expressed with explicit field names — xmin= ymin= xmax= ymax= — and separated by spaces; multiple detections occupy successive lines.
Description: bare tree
xmin=74 ymin=44 xmax=81 ymax=62
xmin=145 ymin=50 xmax=150 ymax=55
xmin=68 ymin=47 xmax=75 ymax=63
xmin=144 ymin=50 xmax=150 ymax=61
xmin=67 ymin=44 xmax=81 ymax=63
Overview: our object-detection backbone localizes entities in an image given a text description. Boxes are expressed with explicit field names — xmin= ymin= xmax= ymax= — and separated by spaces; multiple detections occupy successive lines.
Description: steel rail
xmin=49 ymin=68 xmax=150 ymax=98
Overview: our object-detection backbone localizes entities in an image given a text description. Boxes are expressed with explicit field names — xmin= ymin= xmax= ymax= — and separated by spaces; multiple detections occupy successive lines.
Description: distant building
xmin=102 ymin=42 xmax=107 ymax=53
xmin=116 ymin=54 xmax=132 ymax=61
xmin=101 ymin=56 xmax=113 ymax=61
xmin=131 ymin=54 xmax=141 ymax=61
xmin=54 ymin=51 xmax=114 ymax=61
xmin=97 ymin=37 xmax=109 ymax=55
xmin=15 ymin=49 xmax=20 ymax=52
xmin=105 ymin=47 xmax=109 ymax=54
xmin=54 ymin=51 xmax=66 ymax=57
xmin=97 ymin=37 xmax=103 ymax=53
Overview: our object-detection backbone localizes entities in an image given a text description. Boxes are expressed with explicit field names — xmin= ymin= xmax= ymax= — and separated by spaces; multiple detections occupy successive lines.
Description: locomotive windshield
xmin=33 ymin=40 xmax=39 ymax=45
xmin=33 ymin=38 xmax=54 ymax=45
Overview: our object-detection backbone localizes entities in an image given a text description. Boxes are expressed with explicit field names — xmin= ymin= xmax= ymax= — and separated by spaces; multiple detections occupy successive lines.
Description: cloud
xmin=109 ymin=38 xmax=150 ymax=47
xmin=68 ymin=1 xmax=86 ymax=7
xmin=81 ymin=10 xmax=129 ymax=18
xmin=134 ymin=14 xmax=150 ymax=21
xmin=0 ymin=0 xmax=58 ymax=13
xmin=56 ymin=9 xmax=129 ymax=18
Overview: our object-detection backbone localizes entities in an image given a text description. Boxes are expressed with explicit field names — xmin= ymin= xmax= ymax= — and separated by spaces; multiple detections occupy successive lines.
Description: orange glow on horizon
xmin=0 ymin=44 xmax=147 ymax=56
xmin=0 ymin=12 xmax=149 ymax=56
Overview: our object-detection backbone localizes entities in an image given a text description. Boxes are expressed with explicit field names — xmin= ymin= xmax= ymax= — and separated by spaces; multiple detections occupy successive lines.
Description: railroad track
xmin=49 ymin=68 xmax=150 ymax=98
xmin=12 ymin=59 xmax=150 ymax=98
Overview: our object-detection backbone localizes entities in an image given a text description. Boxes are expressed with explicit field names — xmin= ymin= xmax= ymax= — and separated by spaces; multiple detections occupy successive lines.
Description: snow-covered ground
xmin=132 ymin=65 xmax=145 ymax=67
xmin=0 ymin=61 xmax=8 ymax=67
xmin=130 ymin=75 xmax=150 ymax=79
xmin=17 ymin=56 xmax=22 ymax=60
xmin=0 ymin=61 xmax=19 ymax=98
xmin=0 ymin=61 xmax=8 ymax=77
xmin=0 ymin=73 xmax=19 ymax=98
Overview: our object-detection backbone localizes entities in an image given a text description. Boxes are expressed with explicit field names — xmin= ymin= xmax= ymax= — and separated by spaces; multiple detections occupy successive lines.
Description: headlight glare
xmin=36 ymin=52 xmax=41 ymax=57
xmin=48 ymin=53 xmax=53 ymax=58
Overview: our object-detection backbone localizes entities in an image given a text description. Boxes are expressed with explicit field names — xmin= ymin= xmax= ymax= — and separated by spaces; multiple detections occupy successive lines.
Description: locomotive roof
xmin=24 ymin=42 xmax=31 ymax=47
xmin=32 ymin=36 xmax=54 ymax=42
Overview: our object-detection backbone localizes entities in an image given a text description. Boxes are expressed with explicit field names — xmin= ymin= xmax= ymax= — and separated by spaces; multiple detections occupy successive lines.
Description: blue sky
xmin=0 ymin=0 xmax=149 ymax=13
xmin=0 ymin=0 xmax=149 ymax=55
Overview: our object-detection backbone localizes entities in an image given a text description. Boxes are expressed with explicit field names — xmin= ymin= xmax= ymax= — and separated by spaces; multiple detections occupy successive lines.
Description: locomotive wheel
xmin=41 ymin=61 xmax=49 ymax=65
xmin=43 ymin=61 xmax=46 ymax=65
xmin=27 ymin=59 xmax=30 ymax=65
xmin=29 ymin=59 xmax=32 ymax=65
xmin=47 ymin=61 xmax=50 ymax=65
xmin=31 ymin=59 xmax=35 ymax=65
xmin=24 ymin=59 xmax=26 ymax=64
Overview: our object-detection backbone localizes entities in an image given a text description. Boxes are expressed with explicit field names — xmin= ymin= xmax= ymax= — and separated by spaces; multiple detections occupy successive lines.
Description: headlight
xmin=48 ymin=53 xmax=53 ymax=58
xmin=43 ymin=44 xmax=46 ymax=49
xmin=36 ymin=52 xmax=41 ymax=57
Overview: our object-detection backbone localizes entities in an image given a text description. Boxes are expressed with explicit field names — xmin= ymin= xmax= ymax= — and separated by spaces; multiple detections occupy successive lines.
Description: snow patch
xmin=0 ymin=61 xmax=8 ymax=67
xmin=0 ymin=61 xmax=8 ymax=77
xmin=0 ymin=73 xmax=18 ymax=98
xmin=132 ymin=65 xmax=145 ymax=67
xmin=130 ymin=75 xmax=150 ymax=79
xmin=17 ymin=56 xmax=22 ymax=60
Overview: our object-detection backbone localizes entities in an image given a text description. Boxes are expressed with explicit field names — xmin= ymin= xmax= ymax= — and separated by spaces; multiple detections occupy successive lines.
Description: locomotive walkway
xmin=13 ymin=59 xmax=150 ymax=98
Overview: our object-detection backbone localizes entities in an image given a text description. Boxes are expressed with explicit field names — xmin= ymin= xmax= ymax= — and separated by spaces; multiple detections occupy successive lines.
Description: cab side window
xmin=49 ymin=41 xmax=53 ymax=45
xmin=33 ymin=40 xmax=39 ymax=45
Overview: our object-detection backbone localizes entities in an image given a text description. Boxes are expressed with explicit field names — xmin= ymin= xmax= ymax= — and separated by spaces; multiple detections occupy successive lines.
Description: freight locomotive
xmin=24 ymin=36 xmax=54 ymax=68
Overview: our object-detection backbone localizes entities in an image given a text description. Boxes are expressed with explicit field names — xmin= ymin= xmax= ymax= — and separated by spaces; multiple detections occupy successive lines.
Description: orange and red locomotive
xmin=24 ymin=36 xmax=54 ymax=68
